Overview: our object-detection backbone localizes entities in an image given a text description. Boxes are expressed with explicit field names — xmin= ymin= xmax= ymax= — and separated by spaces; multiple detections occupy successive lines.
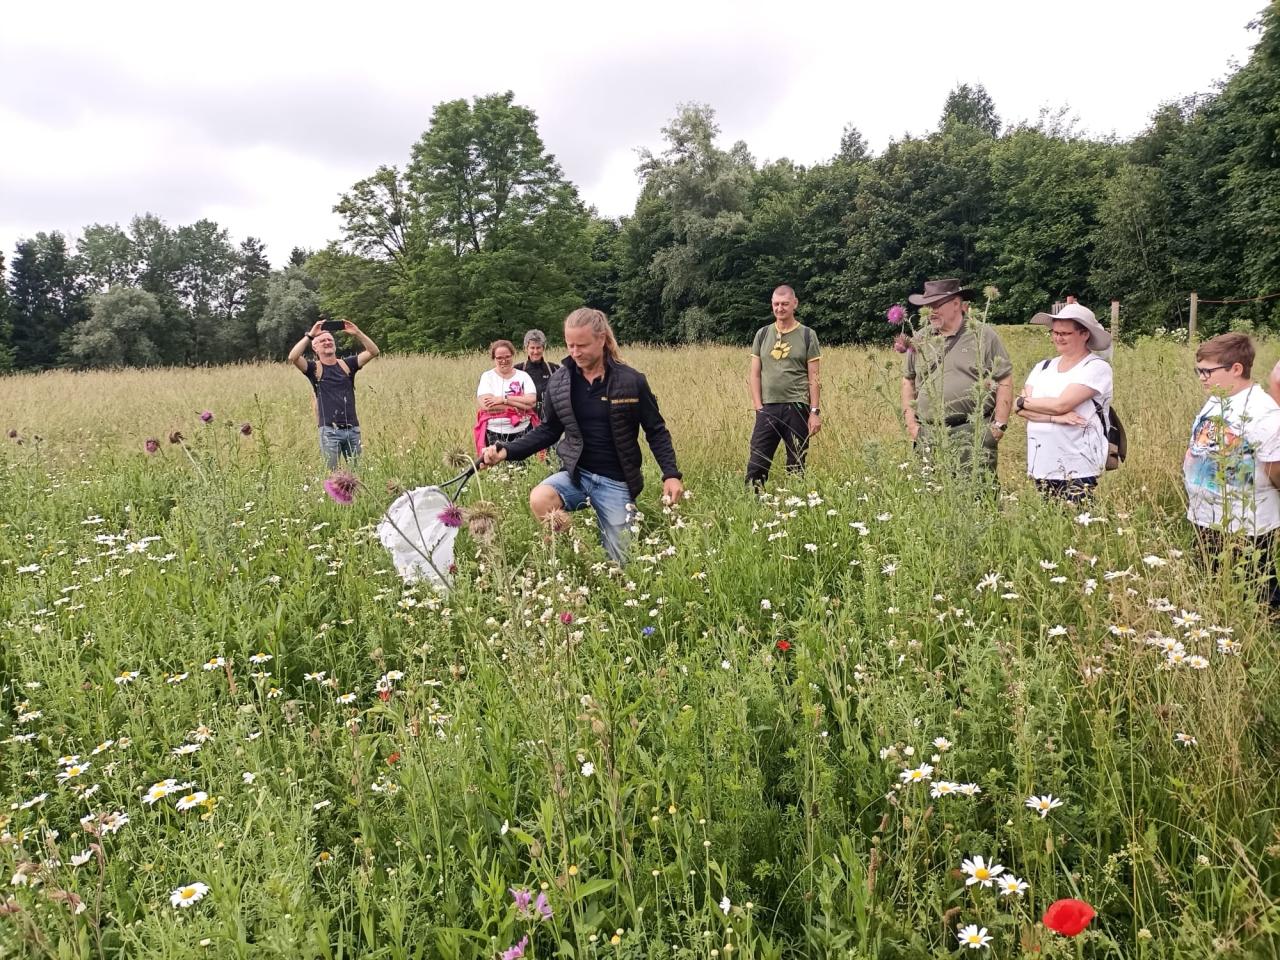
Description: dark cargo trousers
xmin=746 ymin=402 xmax=810 ymax=489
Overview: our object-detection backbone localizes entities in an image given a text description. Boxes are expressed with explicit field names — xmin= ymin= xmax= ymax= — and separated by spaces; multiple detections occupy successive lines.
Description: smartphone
xmin=321 ymin=319 xmax=346 ymax=333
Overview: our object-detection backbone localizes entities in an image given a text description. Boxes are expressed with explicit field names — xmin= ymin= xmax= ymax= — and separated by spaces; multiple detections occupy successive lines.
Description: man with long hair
xmin=481 ymin=308 xmax=684 ymax=562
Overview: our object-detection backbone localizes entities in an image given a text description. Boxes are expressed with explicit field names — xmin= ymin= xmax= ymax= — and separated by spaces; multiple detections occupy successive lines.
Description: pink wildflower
xmin=438 ymin=504 xmax=464 ymax=528
xmin=324 ymin=470 xmax=360 ymax=505
xmin=198 ymin=411 xmax=214 ymax=423
xmin=886 ymin=304 xmax=906 ymax=325
xmin=144 ymin=438 xmax=160 ymax=455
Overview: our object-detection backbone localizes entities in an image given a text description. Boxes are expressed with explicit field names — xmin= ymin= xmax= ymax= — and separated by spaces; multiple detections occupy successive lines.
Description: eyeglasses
xmin=1049 ymin=330 xmax=1082 ymax=339
xmin=1195 ymin=365 xmax=1227 ymax=379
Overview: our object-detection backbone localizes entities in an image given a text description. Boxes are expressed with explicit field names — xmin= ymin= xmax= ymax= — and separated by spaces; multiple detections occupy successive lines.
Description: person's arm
xmin=637 ymin=374 xmax=683 ymax=499
xmin=503 ymin=376 xmax=539 ymax=412
xmin=1268 ymin=361 xmax=1280 ymax=407
xmin=1019 ymin=383 xmax=1098 ymax=417
xmin=1263 ymin=460 xmax=1280 ymax=489
xmin=288 ymin=321 xmax=324 ymax=372
xmin=492 ymin=385 xmax=565 ymax=462
xmin=477 ymin=372 xmax=503 ymax=411
xmin=343 ymin=321 xmax=379 ymax=367
xmin=748 ymin=355 xmax=763 ymax=411
xmin=990 ymin=376 xmax=1014 ymax=439
xmin=807 ymin=359 xmax=821 ymax=436
xmin=901 ymin=377 xmax=920 ymax=440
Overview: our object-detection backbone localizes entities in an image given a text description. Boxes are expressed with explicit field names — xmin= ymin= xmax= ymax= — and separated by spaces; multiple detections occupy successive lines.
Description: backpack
xmin=1037 ymin=357 xmax=1127 ymax=470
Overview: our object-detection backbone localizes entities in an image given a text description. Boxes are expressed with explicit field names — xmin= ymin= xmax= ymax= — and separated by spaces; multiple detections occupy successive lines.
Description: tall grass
xmin=1 ymin=332 xmax=1277 ymax=959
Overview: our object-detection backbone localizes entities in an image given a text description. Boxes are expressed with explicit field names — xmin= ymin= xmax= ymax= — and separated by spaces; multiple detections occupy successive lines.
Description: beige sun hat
xmin=1030 ymin=303 xmax=1112 ymax=352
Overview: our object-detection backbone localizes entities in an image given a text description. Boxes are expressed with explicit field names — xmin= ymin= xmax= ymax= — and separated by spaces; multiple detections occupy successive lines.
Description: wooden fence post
xmin=1189 ymin=291 xmax=1198 ymax=341
xmin=1110 ymin=300 xmax=1120 ymax=344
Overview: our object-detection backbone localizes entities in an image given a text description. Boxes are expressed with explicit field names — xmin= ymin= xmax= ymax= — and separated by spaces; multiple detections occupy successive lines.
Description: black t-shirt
xmin=304 ymin=355 xmax=360 ymax=427
xmin=571 ymin=366 xmax=624 ymax=481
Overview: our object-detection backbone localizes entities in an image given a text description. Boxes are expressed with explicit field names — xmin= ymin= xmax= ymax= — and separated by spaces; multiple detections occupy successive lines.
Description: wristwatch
xmin=1014 ymin=396 xmax=1026 ymax=411
xmin=991 ymin=421 xmax=1008 ymax=432
xmin=810 ymin=407 xmax=821 ymax=415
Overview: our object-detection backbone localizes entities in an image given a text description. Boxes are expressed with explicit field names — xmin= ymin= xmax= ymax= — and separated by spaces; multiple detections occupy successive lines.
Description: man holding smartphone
xmin=289 ymin=316 xmax=380 ymax=468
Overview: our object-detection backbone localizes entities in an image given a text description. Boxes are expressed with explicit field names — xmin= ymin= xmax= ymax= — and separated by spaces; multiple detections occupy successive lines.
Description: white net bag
xmin=377 ymin=486 xmax=461 ymax=588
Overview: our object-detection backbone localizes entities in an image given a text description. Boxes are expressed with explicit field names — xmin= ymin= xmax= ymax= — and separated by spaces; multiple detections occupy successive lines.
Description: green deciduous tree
xmin=67 ymin=287 xmax=166 ymax=368
xmin=257 ymin=265 xmax=320 ymax=357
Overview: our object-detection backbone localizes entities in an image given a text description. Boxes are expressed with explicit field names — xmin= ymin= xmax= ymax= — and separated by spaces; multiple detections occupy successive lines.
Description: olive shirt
xmin=904 ymin=321 xmax=1012 ymax=429
xmin=751 ymin=323 xmax=821 ymax=405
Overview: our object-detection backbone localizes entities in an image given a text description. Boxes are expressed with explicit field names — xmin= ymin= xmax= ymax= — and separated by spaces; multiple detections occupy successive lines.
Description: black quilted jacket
xmin=499 ymin=357 xmax=681 ymax=500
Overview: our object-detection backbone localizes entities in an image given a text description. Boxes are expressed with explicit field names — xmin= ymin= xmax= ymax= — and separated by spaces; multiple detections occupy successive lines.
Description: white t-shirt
xmin=476 ymin=368 xmax=537 ymax=433
xmin=1184 ymin=384 xmax=1280 ymax=535
xmin=1023 ymin=355 xmax=1113 ymax=480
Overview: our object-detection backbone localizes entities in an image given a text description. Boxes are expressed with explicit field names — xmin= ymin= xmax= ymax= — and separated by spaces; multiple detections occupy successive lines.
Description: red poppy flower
xmin=385 ymin=752 xmax=400 ymax=766
xmin=1042 ymin=898 xmax=1095 ymax=936
xmin=776 ymin=639 xmax=791 ymax=652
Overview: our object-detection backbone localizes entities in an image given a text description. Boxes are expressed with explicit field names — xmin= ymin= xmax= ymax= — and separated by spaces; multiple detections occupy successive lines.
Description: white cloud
xmin=0 ymin=0 xmax=1264 ymax=265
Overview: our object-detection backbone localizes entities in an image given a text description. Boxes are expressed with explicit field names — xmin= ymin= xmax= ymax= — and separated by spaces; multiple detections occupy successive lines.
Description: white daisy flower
xmin=1025 ymin=794 xmax=1063 ymax=818
xmin=170 ymin=881 xmax=210 ymax=908
xmin=961 ymin=855 xmax=1005 ymax=887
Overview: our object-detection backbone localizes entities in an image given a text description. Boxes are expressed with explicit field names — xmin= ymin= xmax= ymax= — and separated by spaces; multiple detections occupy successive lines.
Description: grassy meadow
xmin=2 ymin=329 xmax=1280 ymax=959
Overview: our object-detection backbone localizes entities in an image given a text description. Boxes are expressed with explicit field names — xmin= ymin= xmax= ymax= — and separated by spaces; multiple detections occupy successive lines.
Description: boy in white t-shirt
xmin=1184 ymin=333 xmax=1280 ymax=607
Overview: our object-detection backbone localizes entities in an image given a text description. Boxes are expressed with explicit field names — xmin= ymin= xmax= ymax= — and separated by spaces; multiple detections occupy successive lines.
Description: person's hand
xmin=480 ymin=445 xmax=507 ymax=467
xmin=1270 ymin=359 xmax=1280 ymax=397
xmin=807 ymin=412 xmax=822 ymax=436
xmin=342 ymin=319 xmax=360 ymax=335
xmin=1056 ymin=411 xmax=1088 ymax=427
xmin=661 ymin=477 xmax=685 ymax=503
xmin=906 ymin=420 xmax=920 ymax=441
xmin=989 ymin=424 xmax=1006 ymax=442
xmin=307 ymin=320 xmax=325 ymax=338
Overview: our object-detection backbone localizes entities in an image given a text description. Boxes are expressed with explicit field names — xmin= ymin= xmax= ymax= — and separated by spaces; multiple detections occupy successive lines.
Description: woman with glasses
xmin=1014 ymin=303 xmax=1113 ymax=502
xmin=474 ymin=339 xmax=539 ymax=454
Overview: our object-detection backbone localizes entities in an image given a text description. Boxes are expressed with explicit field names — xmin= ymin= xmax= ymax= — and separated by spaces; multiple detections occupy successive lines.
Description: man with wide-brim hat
xmin=901 ymin=278 xmax=1013 ymax=477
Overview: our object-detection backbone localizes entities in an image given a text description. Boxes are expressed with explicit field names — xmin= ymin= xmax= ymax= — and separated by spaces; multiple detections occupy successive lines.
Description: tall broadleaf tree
xmin=403 ymin=91 xmax=592 ymax=347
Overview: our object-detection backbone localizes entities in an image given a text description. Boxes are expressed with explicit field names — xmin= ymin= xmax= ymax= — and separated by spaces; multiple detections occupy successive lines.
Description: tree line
xmin=2 ymin=4 xmax=1277 ymax=372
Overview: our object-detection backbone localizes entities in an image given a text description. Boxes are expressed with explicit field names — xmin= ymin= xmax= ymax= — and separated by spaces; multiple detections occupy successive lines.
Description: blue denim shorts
xmin=542 ymin=470 xmax=633 ymax=563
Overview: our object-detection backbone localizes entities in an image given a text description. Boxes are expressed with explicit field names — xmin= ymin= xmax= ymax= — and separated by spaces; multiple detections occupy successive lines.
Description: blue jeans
xmin=542 ymin=470 xmax=633 ymax=563
xmin=319 ymin=426 xmax=362 ymax=469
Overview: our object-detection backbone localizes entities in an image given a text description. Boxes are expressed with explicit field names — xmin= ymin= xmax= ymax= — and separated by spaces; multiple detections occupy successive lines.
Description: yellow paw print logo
xmin=770 ymin=339 xmax=792 ymax=360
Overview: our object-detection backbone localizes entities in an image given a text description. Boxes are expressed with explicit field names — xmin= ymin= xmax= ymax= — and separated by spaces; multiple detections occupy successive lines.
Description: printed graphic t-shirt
xmin=476 ymin=368 xmax=537 ymax=433
xmin=1023 ymin=355 xmax=1113 ymax=480
xmin=751 ymin=323 xmax=821 ymax=405
xmin=1184 ymin=384 xmax=1280 ymax=535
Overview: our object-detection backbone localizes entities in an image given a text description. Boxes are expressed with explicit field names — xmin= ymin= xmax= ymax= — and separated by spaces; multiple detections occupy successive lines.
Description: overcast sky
xmin=0 ymin=0 xmax=1266 ymax=267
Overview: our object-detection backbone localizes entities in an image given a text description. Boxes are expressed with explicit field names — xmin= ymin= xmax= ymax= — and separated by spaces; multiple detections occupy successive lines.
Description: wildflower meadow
xmin=2 ymin=330 xmax=1279 ymax=958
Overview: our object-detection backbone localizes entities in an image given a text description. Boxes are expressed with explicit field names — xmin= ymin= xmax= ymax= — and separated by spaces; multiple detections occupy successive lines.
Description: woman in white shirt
xmin=1015 ymin=303 xmax=1113 ymax=502
xmin=475 ymin=339 xmax=538 ymax=451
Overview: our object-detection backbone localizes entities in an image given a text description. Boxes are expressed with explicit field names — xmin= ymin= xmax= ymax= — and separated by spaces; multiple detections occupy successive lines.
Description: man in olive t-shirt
xmin=746 ymin=285 xmax=822 ymax=488
xmin=900 ymin=279 xmax=1013 ymax=475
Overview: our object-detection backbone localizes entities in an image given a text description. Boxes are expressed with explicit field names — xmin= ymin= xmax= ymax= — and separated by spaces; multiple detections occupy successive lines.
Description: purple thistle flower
xmin=239 ymin=422 xmax=252 ymax=437
xmin=886 ymin=304 xmax=906 ymax=325
xmin=534 ymin=891 xmax=553 ymax=921
xmin=509 ymin=887 xmax=533 ymax=913
xmin=892 ymin=333 xmax=914 ymax=355
xmin=324 ymin=470 xmax=360 ymax=505
xmin=501 ymin=936 xmax=529 ymax=960
xmin=438 ymin=504 xmax=464 ymax=528
xmin=198 ymin=410 xmax=214 ymax=423
xmin=144 ymin=438 xmax=160 ymax=455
